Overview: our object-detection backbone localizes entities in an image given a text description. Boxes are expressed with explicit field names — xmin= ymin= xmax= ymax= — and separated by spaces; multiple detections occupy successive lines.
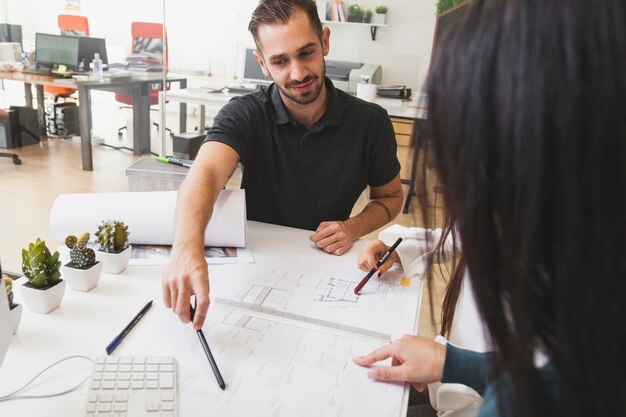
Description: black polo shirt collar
xmin=270 ymin=76 xmax=343 ymax=128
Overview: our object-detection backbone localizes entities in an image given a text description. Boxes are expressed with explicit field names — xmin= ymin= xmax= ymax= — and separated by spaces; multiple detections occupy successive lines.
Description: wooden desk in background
xmin=0 ymin=71 xmax=187 ymax=171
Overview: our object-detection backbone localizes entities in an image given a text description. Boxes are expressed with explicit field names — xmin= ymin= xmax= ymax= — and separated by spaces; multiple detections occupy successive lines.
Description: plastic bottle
xmin=92 ymin=53 xmax=103 ymax=81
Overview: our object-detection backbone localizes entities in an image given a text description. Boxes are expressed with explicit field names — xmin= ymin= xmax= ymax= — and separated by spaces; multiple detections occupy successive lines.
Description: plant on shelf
xmin=3 ymin=275 xmax=22 ymax=334
xmin=95 ymin=220 xmax=132 ymax=275
xmin=374 ymin=5 xmax=388 ymax=25
xmin=21 ymin=238 xmax=66 ymax=314
xmin=364 ymin=9 xmax=373 ymax=23
xmin=347 ymin=4 xmax=363 ymax=22
xmin=63 ymin=232 xmax=103 ymax=292
xmin=436 ymin=0 xmax=465 ymax=15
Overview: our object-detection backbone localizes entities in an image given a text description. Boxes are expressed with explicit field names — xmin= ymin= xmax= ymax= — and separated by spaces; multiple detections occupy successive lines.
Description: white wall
xmin=0 ymin=0 xmax=437 ymax=91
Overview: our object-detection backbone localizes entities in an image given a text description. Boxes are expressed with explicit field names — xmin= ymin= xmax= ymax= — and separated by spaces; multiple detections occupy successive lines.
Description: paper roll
xmin=356 ymin=82 xmax=378 ymax=102
xmin=49 ymin=189 xmax=247 ymax=248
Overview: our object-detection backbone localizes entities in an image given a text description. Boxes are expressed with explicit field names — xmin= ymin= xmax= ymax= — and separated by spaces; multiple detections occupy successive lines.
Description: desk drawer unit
xmin=390 ymin=117 xmax=414 ymax=147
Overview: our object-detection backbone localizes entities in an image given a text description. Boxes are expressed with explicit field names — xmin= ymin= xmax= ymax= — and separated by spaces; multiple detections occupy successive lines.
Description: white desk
xmin=159 ymin=88 xmax=428 ymax=213
xmin=0 ymin=221 xmax=422 ymax=417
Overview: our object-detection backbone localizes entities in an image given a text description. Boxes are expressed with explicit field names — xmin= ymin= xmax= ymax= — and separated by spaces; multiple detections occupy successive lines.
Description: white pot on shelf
xmin=63 ymin=262 xmax=103 ymax=292
xmin=9 ymin=304 xmax=22 ymax=334
xmin=373 ymin=13 xmax=386 ymax=25
xmin=20 ymin=279 xmax=66 ymax=314
xmin=97 ymin=245 xmax=132 ymax=275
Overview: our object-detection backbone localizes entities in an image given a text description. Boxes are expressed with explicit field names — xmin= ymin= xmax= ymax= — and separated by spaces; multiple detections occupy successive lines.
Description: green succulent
xmin=4 ymin=276 xmax=16 ymax=309
xmin=375 ymin=5 xmax=388 ymax=14
xmin=21 ymin=238 xmax=62 ymax=289
xmin=348 ymin=4 xmax=362 ymax=16
xmin=65 ymin=232 xmax=97 ymax=270
xmin=95 ymin=220 xmax=130 ymax=254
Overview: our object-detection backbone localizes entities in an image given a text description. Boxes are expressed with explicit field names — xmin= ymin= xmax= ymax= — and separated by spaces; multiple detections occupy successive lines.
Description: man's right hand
xmin=162 ymin=244 xmax=210 ymax=330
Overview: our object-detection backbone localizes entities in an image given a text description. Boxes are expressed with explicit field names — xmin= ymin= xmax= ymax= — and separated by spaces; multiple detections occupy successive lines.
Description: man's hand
xmin=353 ymin=335 xmax=446 ymax=388
xmin=309 ymin=220 xmax=357 ymax=255
xmin=357 ymin=239 xmax=400 ymax=275
xmin=162 ymin=244 xmax=210 ymax=330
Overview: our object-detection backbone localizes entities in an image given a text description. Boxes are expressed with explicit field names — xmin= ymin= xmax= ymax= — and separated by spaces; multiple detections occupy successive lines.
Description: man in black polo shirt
xmin=163 ymin=0 xmax=403 ymax=329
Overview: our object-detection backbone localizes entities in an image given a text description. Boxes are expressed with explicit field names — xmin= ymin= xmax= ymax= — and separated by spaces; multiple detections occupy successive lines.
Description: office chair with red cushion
xmin=43 ymin=15 xmax=90 ymax=102
xmin=116 ymin=22 xmax=172 ymax=138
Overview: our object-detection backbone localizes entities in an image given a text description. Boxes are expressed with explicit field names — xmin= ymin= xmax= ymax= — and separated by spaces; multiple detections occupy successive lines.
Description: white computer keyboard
xmin=85 ymin=356 xmax=177 ymax=417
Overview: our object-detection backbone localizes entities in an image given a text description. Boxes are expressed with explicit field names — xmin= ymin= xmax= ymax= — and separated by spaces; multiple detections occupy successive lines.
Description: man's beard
xmin=278 ymin=62 xmax=326 ymax=105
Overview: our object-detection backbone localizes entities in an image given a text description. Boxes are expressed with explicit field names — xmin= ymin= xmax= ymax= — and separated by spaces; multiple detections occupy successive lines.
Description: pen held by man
xmin=190 ymin=302 xmax=226 ymax=390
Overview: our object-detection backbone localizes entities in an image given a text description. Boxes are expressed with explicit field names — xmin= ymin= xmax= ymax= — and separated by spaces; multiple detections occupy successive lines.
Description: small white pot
xmin=9 ymin=304 xmax=22 ymax=334
xmin=97 ymin=245 xmax=132 ymax=275
xmin=21 ymin=279 xmax=66 ymax=314
xmin=63 ymin=262 xmax=103 ymax=292
xmin=373 ymin=13 xmax=386 ymax=25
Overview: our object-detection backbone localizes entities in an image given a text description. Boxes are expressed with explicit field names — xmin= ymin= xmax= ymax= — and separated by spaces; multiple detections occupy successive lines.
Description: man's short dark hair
xmin=248 ymin=0 xmax=324 ymax=50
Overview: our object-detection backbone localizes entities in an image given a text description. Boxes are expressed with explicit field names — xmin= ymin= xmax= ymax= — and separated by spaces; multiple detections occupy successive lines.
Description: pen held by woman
xmin=354 ymin=237 xmax=403 ymax=294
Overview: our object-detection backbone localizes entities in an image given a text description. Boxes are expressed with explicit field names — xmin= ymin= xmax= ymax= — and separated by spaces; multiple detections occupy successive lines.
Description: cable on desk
xmin=0 ymin=355 xmax=94 ymax=402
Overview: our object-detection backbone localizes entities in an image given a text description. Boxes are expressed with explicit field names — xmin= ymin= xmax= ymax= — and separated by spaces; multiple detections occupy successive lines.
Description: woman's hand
xmin=353 ymin=335 xmax=446 ymax=388
xmin=357 ymin=239 xmax=400 ymax=275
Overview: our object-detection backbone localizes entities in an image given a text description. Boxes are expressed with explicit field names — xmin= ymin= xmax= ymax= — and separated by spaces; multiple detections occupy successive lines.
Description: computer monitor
xmin=0 ymin=24 xmax=22 ymax=47
xmin=242 ymin=48 xmax=272 ymax=85
xmin=66 ymin=35 xmax=108 ymax=71
xmin=35 ymin=33 xmax=80 ymax=69
xmin=430 ymin=1 xmax=469 ymax=65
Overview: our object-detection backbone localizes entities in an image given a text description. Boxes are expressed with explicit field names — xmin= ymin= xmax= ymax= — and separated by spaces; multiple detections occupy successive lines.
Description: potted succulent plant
xmin=62 ymin=232 xmax=102 ymax=292
xmin=364 ymin=9 xmax=373 ymax=23
xmin=373 ymin=5 xmax=388 ymax=24
xmin=21 ymin=238 xmax=65 ymax=314
xmin=3 ymin=275 xmax=22 ymax=334
xmin=95 ymin=220 xmax=131 ymax=274
xmin=347 ymin=4 xmax=363 ymax=22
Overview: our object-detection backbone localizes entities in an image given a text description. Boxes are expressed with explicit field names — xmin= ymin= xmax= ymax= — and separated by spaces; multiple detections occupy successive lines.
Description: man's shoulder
xmin=335 ymin=88 xmax=389 ymax=119
xmin=221 ymin=86 xmax=272 ymax=117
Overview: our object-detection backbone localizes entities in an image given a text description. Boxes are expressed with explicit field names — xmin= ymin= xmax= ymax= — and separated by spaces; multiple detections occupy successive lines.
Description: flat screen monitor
xmin=67 ymin=35 xmax=108 ymax=70
xmin=430 ymin=1 xmax=469 ymax=65
xmin=242 ymin=48 xmax=272 ymax=85
xmin=35 ymin=33 xmax=80 ymax=69
xmin=0 ymin=24 xmax=22 ymax=47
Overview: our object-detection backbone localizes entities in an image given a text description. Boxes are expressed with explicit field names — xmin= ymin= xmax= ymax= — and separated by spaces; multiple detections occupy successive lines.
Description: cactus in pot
xmin=63 ymin=232 xmax=102 ymax=292
xmin=4 ymin=276 xmax=17 ymax=309
xmin=95 ymin=220 xmax=131 ymax=275
xmin=66 ymin=232 xmax=97 ymax=269
xmin=95 ymin=220 xmax=130 ymax=254
xmin=3 ymin=274 xmax=22 ymax=334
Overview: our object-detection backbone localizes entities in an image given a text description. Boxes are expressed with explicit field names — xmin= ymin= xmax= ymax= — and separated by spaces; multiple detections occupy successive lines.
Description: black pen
xmin=354 ymin=237 xmax=403 ymax=294
xmin=156 ymin=156 xmax=191 ymax=168
xmin=106 ymin=300 xmax=153 ymax=355
xmin=190 ymin=302 xmax=226 ymax=389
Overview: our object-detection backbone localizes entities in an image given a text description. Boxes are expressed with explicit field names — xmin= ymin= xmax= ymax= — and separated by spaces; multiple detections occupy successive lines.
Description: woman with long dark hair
xmin=354 ymin=0 xmax=626 ymax=416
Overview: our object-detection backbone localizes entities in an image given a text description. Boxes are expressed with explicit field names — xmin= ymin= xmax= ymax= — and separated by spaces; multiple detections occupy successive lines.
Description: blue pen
xmin=106 ymin=300 xmax=153 ymax=355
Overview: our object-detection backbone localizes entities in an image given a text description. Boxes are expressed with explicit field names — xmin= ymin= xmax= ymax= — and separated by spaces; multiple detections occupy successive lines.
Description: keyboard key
xmin=145 ymin=402 xmax=160 ymax=411
xmin=159 ymin=373 xmax=174 ymax=389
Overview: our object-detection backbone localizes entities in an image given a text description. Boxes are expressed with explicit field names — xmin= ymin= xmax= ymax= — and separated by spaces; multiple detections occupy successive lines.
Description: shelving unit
xmin=321 ymin=20 xmax=389 ymax=40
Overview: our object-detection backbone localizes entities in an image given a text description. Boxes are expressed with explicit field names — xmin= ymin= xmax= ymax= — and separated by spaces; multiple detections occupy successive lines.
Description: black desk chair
xmin=0 ymin=152 xmax=21 ymax=165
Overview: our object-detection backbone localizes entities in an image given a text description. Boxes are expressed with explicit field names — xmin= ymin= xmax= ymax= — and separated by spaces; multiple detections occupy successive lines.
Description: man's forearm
xmin=345 ymin=193 xmax=403 ymax=239
xmin=172 ymin=173 xmax=220 ymax=250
